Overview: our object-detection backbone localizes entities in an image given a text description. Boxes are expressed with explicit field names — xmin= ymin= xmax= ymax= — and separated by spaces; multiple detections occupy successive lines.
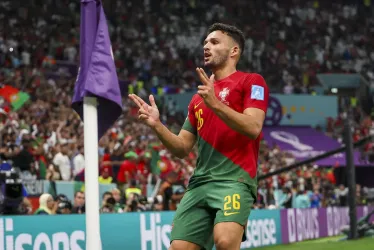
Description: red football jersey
xmin=182 ymin=71 xmax=269 ymax=192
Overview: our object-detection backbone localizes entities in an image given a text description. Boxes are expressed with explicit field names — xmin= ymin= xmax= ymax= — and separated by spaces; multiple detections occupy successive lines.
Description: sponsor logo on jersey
xmin=224 ymin=211 xmax=240 ymax=216
xmin=194 ymin=101 xmax=203 ymax=109
xmin=250 ymin=85 xmax=264 ymax=100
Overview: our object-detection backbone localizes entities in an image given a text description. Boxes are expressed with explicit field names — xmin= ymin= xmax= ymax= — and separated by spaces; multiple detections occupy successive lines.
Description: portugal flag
xmin=150 ymin=147 xmax=162 ymax=175
xmin=38 ymin=155 xmax=48 ymax=180
xmin=0 ymin=85 xmax=30 ymax=111
xmin=149 ymin=143 xmax=172 ymax=176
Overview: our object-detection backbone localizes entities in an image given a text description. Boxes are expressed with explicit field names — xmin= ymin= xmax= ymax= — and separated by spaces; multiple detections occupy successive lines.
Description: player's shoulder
xmin=192 ymin=93 xmax=203 ymax=102
xmin=188 ymin=94 xmax=201 ymax=106
xmin=238 ymin=71 xmax=267 ymax=86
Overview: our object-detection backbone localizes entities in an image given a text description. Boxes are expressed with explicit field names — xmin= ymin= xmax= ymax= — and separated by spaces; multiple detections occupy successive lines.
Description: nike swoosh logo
xmin=194 ymin=101 xmax=203 ymax=109
xmin=224 ymin=211 xmax=240 ymax=216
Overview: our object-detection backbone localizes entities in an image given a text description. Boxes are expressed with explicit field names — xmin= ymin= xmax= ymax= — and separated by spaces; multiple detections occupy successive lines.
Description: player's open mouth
xmin=204 ymin=53 xmax=211 ymax=61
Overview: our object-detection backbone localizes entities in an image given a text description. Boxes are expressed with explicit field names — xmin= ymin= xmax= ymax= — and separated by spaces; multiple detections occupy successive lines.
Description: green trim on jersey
xmin=188 ymin=136 xmax=257 ymax=198
xmin=182 ymin=118 xmax=197 ymax=135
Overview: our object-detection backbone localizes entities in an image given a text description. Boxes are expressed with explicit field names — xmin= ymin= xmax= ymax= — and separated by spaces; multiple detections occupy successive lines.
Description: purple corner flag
xmin=72 ymin=0 xmax=122 ymax=139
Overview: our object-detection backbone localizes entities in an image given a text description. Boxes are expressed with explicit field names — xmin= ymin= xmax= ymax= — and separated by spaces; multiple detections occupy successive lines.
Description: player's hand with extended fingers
xmin=128 ymin=94 xmax=160 ymax=128
xmin=196 ymin=67 xmax=219 ymax=109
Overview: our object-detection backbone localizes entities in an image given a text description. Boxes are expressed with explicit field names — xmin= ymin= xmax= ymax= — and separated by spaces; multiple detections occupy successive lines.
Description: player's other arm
xmin=151 ymin=96 xmax=197 ymax=158
xmin=128 ymin=94 xmax=196 ymax=159
xmin=153 ymin=122 xmax=196 ymax=159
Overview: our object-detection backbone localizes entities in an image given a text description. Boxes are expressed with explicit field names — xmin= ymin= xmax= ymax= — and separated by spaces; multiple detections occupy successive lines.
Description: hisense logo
xmin=0 ymin=218 xmax=85 ymax=250
xmin=140 ymin=213 xmax=172 ymax=250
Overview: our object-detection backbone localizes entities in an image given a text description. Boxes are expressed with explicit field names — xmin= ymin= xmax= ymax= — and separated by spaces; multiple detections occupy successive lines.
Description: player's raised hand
xmin=196 ymin=67 xmax=218 ymax=109
xmin=128 ymin=94 xmax=160 ymax=128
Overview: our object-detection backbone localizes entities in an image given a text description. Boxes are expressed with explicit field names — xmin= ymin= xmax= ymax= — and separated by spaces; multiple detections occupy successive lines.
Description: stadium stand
xmin=0 ymin=0 xmax=373 ymax=215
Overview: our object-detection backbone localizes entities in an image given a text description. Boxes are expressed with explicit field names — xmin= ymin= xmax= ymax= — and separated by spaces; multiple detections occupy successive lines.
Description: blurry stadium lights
xmin=331 ymin=88 xmax=338 ymax=94
xmin=9 ymin=47 xmax=13 ymax=52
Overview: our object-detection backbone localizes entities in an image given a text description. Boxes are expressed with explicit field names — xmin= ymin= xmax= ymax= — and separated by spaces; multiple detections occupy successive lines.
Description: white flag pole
xmin=83 ymin=96 xmax=102 ymax=250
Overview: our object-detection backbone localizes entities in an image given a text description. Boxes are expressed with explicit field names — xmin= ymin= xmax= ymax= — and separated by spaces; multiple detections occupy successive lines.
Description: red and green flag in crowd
xmin=0 ymin=85 xmax=30 ymax=111
xmin=38 ymin=155 xmax=48 ymax=180
xmin=150 ymin=147 xmax=162 ymax=175
xmin=150 ymin=145 xmax=172 ymax=176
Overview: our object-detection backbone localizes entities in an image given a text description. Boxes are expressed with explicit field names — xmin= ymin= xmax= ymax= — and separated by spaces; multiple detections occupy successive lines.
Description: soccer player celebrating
xmin=129 ymin=23 xmax=269 ymax=250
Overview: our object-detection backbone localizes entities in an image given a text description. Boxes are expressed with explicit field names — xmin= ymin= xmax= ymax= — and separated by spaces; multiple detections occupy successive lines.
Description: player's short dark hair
xmin=207 ymin=23 xmax=245 ymax=55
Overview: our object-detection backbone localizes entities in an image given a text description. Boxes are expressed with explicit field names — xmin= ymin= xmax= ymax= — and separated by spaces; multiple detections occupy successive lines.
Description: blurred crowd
xmin=2 ymin=1 xmax=374 ymax=93
xmin=1 ymin=0 xmax=374 ymax=215
xmin=326 ymin=107 xmax=374 ymax=163
xmin=256 ymin=140 xmax=374 ymax=210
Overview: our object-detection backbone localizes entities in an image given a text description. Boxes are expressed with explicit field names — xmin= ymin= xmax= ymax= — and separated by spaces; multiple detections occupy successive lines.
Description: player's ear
xmin=230 ymin=45 xmax=240 ymax=58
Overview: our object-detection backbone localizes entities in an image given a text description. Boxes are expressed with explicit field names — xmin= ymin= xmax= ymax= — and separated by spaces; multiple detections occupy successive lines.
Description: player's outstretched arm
xmin=153 ymin=123 xmax=196 ymax=158
xmin=129 ymin=94 xmax=196 ymax=158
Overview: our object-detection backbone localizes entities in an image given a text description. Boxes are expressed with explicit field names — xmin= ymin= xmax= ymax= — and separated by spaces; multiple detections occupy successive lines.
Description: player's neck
xmin=212 ymin=66 xmax=237 ymax=81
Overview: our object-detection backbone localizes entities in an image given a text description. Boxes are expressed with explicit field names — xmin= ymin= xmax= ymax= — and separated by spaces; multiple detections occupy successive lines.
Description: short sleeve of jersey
xmin=181 ymin=98 xmax=197 ymax=135
xmin=243 ymin=73 xmax=269 ymax=113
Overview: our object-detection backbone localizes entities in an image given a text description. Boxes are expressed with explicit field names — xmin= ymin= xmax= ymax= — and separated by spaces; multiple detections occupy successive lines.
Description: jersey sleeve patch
xmin=242 ymin=73 xmax=269 ymax=112
xmin=250 ymin=85 xmax=265 ymax=100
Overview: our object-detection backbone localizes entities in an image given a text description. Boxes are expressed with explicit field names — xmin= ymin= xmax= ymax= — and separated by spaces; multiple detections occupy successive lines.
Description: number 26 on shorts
xmin=223 ymin=194 xmax=241 ymax=214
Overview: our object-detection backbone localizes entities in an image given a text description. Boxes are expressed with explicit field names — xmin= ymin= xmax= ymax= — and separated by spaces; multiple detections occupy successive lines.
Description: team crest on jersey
xmin=219 ymin=87 xmax=230 ymax=105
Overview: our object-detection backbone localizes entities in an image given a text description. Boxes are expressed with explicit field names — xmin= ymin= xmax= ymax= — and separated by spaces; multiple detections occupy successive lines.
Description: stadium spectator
xmin=310 ymin=186 xmax=323 ymax=208
xmin=116 ymin=151 xmax=138 ymax=191
xmin=294 ymin=189 xmax=311 ymax=209
xmin=57 ymin=200 xmax=73 ymax=214
xmin=125 ymin=179 xmax=141 ymax=200
xmin=101 ymin=191 xmax=113 ymax=208
xmin=337 ymin=184 xmax=349 ymax=207
xmin=124 ymin=193 xmax=146 ymax=212
xmin=45 ymin=163 xmax=61 ymax=181
xmin=99 ymin=168 xmax=113 ymax=184
xmin=73 ymin=145 xmax=85 ymax=178
xmin=0 ymin=0 xmax=373 ymax=214
xmin=111 ymin=188 xmax=125 ymax=213
xmin=52 ymin=143 xmax=72 ymax=181
xmin=100 ymin=195 xmax=116 ymax=214
xmin=280 ymin=187 xmax=293 ymax=209
xmin=71 ymin=191 xmax=85 ymax=214
xmin=10 ymin=138 xmax=35 ymax=173
xmin=34 ymin=193 xmax=55 ymax=215
xmin=158 ymin=171 xmax=183 ymax=211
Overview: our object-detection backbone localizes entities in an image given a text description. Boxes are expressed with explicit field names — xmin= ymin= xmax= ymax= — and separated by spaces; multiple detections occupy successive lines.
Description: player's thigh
xmin=208 ymin=181 xmax=254 ymax=224
xmin=214 ymin=222 xmax=243 ymax=250
xmin=207 ymin=181 xmax=254 ymax=247
xmin=169 ymin=240 xmax=201 ymax=250
xmin=170 ymin=189 xmax=214 ymax=249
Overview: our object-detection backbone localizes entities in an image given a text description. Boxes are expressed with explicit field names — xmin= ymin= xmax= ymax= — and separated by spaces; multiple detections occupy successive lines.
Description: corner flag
xmin=72 ymin=0 xmax=122 ymax=139
xmin=71 ymin=1 xmax=122 ymax=249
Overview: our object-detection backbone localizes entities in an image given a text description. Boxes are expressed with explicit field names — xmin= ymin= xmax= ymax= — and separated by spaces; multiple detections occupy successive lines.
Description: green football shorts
xmin=170 ymin=181 xmax=255 ymax=250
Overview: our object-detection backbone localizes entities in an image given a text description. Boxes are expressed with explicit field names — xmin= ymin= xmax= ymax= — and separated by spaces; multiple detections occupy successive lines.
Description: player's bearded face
xmin=204 ymin=31 xmax=231 ymax=68
xmin=205 ymin=48 xmax=230 ymax=68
